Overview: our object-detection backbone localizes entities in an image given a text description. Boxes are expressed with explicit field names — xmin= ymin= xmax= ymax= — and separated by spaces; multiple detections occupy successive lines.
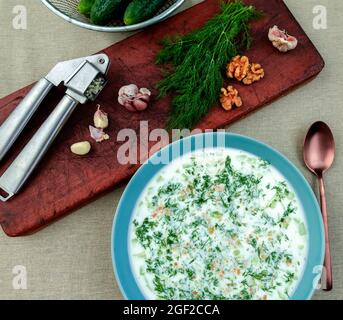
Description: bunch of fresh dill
xmin=156 ymin=1 xmax=261 ymax=130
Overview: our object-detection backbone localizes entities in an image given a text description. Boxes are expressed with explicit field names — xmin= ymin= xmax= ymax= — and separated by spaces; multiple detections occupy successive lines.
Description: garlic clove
xmin=93 ymin=105 xmax=109 ymax=129
xmin=139 ymin=88 xmax=151 ymax=96
xmin=273 ymin=40 xmax=288 ymax=52
xmin=70 ymin=141 xmax=91 ymax=156
xmin=89 ymin=125 xmax=110 ymax=143
xmin=286 ymin=36 xmax=298 ymax=50
xmin=118 ymin=96 xmax=127 ymax=106
xmin=268 ymin=25 xmax=283 ymax=42
xmin=124 ymin=101 xmax=137 ymax=112
xmin=136 ymin=93 xmax=151 ymax=103
xmin=133 ymin=99 xmax=148 ymax=111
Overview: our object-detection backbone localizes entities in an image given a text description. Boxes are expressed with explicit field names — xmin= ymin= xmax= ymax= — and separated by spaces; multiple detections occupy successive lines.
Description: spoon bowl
xmin=304 ymin=121 xmax=335 ymax=175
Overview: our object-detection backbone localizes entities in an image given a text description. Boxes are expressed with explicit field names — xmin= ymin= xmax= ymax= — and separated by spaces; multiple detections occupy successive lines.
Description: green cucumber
xmin=124 ymin=0 xmax=166 ymax=25
xmin=78 ymin=0 xmax=96 ymax=16
xmin=90 ymin=0 xmax=129 ymax=25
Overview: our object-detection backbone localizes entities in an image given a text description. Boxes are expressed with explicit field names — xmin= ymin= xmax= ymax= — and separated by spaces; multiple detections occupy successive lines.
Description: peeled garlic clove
xmin=94 ymin=105 xmax=109 ymax=129
xmin=70 ymin=141 xmax=91 ymax=156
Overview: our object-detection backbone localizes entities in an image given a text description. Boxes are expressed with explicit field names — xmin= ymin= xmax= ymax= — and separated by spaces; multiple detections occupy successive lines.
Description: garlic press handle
xmin=0 ymin=95 xmax=78 ymax=202
xmin=0 ymin=78 xmax=54 ymax=162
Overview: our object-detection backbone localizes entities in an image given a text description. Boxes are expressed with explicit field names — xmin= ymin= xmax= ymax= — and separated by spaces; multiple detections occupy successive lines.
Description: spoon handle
xmin=318 ymin=176 xmax=333 ymax=291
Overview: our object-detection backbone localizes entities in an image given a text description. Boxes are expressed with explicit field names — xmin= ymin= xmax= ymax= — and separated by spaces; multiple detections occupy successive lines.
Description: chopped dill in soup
xmin=130 ymin=148 xmax=308 ymax=300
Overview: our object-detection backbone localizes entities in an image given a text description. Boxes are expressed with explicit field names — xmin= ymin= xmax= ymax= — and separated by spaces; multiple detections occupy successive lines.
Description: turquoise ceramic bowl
xmin=112 ymin=132 xmax=324 ymax=300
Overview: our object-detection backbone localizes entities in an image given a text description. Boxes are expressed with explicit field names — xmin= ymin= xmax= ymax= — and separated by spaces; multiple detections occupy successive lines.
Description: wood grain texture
xmin=0 ymin=0 xmax=324 ymax=236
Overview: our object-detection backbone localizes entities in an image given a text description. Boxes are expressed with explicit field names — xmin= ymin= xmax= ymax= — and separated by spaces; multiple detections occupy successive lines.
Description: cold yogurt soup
xmin=129 ymin=148 xmax=308 ymax=300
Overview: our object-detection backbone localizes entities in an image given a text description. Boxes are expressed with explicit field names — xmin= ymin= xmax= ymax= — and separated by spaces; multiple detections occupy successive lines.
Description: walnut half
xmin=226 ymin=55 xmax=250 ymax=81
xmin=220 ymin=86 xmax=242 ymax=111
xmin=243 ymin=63 xmax=265 ymax=85
xmin=226 ymin=55 xmax=265 ymax=85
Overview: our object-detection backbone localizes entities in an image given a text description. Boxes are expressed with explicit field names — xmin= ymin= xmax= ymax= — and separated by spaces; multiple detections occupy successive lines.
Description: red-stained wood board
xmin=0 ymin=0 xmax=324 ymax=236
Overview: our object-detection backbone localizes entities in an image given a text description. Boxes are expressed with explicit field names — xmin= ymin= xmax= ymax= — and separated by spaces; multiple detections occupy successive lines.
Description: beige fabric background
xmin=0 ymin=0 xmax=342 ymax=300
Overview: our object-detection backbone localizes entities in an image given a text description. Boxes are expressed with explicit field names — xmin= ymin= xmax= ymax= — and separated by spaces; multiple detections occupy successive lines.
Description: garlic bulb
xmin=118 ymin=84 xmax=152 ymax=112
xmin=268 ymin=25 xmax=298 ymax=52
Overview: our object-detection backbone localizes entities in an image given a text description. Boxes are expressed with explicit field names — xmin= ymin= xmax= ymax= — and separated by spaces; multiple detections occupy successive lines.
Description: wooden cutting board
xmin=0 ymin=0 xmax=324 ymax=236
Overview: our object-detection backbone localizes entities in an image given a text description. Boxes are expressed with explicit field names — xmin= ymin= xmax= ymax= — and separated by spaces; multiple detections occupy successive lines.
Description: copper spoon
xmin=304 ymin=121 xmax=335 ymax=291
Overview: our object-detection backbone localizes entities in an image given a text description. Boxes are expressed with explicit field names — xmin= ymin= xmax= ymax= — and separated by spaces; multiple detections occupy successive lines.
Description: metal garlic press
xmin=0 ymin=53 xmax=110 ymax=202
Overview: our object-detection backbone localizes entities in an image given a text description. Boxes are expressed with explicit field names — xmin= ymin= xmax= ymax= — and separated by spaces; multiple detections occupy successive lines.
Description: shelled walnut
xmin=226 ymin=55 xmax=265 ymax=85
xmin=220 ymin=86 xmax=242 ymax=111
xmin=226 ymin=55 xmax=250 ymax=81
xmin=243 ymin=63 xmax=265 ymax=85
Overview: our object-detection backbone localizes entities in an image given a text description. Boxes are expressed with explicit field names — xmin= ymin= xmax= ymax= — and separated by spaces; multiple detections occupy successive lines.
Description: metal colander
xmin=41 ymin=0 xmax=185 ymax=32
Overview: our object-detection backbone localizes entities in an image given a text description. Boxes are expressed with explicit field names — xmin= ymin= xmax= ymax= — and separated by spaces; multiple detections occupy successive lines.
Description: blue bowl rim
xmin=111 ymin=132 xmax=325 ymax=300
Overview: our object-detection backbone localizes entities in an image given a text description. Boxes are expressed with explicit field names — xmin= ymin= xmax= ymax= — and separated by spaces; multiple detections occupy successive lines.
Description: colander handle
xmin=0 ymin=78 xmax=54 ymax=162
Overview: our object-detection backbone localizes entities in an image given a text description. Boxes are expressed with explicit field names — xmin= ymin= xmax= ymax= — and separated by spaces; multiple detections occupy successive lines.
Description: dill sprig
xmin=156 ymin=1 xmax=261 ymax=130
